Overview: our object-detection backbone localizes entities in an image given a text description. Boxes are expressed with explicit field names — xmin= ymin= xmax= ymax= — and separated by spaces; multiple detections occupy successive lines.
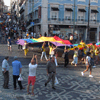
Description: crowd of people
xmin=2 ymin=40 xmax=100 ymax=96
xmin=2 ymin=54 xmax=57 ymax=96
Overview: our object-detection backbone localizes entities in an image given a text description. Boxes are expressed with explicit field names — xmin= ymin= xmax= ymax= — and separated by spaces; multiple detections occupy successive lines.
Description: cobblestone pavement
xmin=0 ymin=65 xmax=100 ymax=100
xmin=0 ymin=44 xmax=100 ymax=100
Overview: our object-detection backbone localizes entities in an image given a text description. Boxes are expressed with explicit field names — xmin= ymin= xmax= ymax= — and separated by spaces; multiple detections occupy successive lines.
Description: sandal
xmin=27 ymin=92 xmax=31 ymax=95
xmin=31 ymin=93 xmax=35 ymax=96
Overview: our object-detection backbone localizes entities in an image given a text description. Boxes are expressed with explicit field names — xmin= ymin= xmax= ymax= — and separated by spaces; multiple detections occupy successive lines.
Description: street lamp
xmin=86 ymin=0 xmax=90 ymax=43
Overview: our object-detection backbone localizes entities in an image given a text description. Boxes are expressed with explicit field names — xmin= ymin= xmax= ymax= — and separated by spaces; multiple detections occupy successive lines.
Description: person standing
xmin=71 ymin=47 xmax=79 ymax=66
xmin=2 ymin=56 xmax=9 ymax=89
xmin=45 ymin=56 xmax=56 ymax=90
xmin=12 ymin=56 xmax=24 ymax=90
xmin=40 ymin=42 xmax=48 ymax=61
xmin=7 ymin=36 xmax=12 ymax=51
xmin=17 ymin=37 xmax=22 ymax=51
xmin=27 ymin=55 xmax=38 ymax=96
xmin=64 ymin=46 xmax=69 ymax=67
xmin=44 ymin=32 xmax=47 ymax=37
xmin=48 ymin=42 xmax=58 ymax=67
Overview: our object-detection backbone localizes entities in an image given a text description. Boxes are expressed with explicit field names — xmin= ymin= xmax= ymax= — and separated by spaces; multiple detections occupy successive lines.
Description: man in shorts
xmin=7 ymin=37 xmax=12 ymax=51
xmin=27 ymin=55 xmax=38 ymax=96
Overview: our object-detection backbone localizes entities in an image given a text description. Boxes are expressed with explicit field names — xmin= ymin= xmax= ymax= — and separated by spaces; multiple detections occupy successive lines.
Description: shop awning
xmin=79 ymin=9 xmax=86 ymax=12
xmin=91 ymin=10 xmax=99 ymax=13
xmin=51 ymin=7 xmax=59 ymax=11
xmin=65 ymin=8 xmax=73 ymax=11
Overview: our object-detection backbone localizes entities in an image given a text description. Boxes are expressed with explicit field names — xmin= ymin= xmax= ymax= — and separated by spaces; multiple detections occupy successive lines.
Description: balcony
xmin=48 ymin=18 xmax=100 ymax=26
xmin=48 ymin=18 xmax=61 ymax=24
xmin=90 ymin=20 xmax=99 ymax=24
xmin=33 ymin=19 xmax=41 ymax=24
xmin=62 ymin=19 xmax=73 ymax=24
xmin=76 ymin=19 xmax=87 ymax=24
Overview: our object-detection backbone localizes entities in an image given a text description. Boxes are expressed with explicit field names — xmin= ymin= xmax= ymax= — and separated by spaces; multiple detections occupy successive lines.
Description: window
xmin=78 ymin=16 xmax=84 ymax=21
xmin=64 ymin=11 xmax=72 ymax=21
xmin=51 ymin=11 xmax=58 ymax=20
xmin=78 ymin=0 xmax=85 ymax=1
xmin=90 ymin=13 xmax=97 ymax=21
xmin=78 ymin=11 xmax=85 ymax=21
xmin=65 ymin=16 xmax=71 ymax=20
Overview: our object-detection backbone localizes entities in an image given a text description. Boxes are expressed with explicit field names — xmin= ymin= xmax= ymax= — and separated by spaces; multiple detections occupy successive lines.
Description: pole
xmin=73 ymin=0 xmax=75 ymax=35
xmin=32 ymin=0 xmax=34 ymax=33
xmin=86 ymin=0 xmax=90 ymax=43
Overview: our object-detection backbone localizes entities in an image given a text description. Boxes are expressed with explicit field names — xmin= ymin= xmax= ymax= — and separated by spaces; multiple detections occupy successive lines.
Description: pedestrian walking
xmin=45 ymin=56 xmax=56 ymax=90
xmin=23 ymin=41 xmax=28 ymax=56
xmin=2 ymin=56 xmax=9 ymax=89
xmin=17 ymin=37 xmax=22 ymax=51
xmin=81 ymin=52 xmax=93 ymax=77
xmin=40 ymin=42 xmax=48 ymax=61
xmin=12 ymin=56 xmax=24 ymax=90
xmin=7 ymin=36 xmax=12 ymax=51
xmin=27 ymin=55 xmax=38 ymax=96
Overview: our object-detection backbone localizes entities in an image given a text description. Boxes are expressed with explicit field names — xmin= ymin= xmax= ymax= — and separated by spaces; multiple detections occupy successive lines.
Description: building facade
xmin=11 ymin=0 xmax=100 ymax=42
xmin=0 ymin=0 xmax=4 ymax=15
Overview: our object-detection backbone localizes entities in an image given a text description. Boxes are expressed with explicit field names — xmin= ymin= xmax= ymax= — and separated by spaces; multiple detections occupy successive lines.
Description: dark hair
xmin=92 ymin=42 xmax=95 ymax=45
xmin=81 ymin=50 xmax=83 ymax=52
xmin=5 ymin=56 xmax=9 ymax=60
xmin=86 ymin=52 xmax=91 ymax=56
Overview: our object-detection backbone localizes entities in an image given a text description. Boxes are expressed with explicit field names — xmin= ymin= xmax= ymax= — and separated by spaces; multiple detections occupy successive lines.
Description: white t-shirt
xmin=86 ymin=56 xmax=91 ymax=65
xmin=29 ymin=63 xmax=37 ymax=76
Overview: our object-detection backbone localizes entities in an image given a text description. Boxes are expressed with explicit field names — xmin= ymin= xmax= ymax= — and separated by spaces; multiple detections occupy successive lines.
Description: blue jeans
xmin=72 ymin=57 xmax=78 ymax=64
xmin=41 ymin=52 xmax=47 ymax=60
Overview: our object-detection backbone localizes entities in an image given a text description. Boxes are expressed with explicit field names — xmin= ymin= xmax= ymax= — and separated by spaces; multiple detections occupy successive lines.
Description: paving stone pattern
xmin=0 ymin=65 xmax=100 ymax=100
xmin=0 ymin=45 xmax=100 ymax=100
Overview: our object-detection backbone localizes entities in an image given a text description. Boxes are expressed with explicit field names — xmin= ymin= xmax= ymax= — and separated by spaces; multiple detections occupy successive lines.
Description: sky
xmin=4 ymin=0 xmax=10 ymax=6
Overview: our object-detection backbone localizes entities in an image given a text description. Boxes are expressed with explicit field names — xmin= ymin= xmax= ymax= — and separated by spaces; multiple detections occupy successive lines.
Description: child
xmin=81 ymin=52 xmax=93 ymax=77
xmin=64 ymin=46 xmax=69 ymax=67
xmin=71 ymin=47 xmax=78 ymax=66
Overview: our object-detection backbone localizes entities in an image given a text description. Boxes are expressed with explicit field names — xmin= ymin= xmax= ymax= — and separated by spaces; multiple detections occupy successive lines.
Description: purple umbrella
xmin=50 ymin=42 xmax=70 ymax=47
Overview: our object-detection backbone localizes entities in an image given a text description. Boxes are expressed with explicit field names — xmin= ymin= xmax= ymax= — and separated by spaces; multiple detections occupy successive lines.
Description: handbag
xmin=55 ymin=77 xmax=59 ymax=85
xmin=18 ymin=74 xmax=23 ymax=81
xmin=23 ymin=46 xmax=26 ymax=50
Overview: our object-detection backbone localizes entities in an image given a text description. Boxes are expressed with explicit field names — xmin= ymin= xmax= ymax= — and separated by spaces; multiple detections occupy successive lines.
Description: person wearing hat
xmin=12 ymin=56 xmax=24 ymax=90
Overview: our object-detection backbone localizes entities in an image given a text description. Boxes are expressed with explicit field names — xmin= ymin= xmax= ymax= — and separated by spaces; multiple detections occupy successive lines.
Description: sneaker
xmin=52 ymin=87 xmax=56 ymax=90
xmin=93 ymin=66 xmax=96 ymax=68
xmin=89 ymin=75 xmax=93 ymax=78
xmin=81 ymin=72 xmax=84 ymax=76
xmin=45 ymin=83 xmax=47 ymax=87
